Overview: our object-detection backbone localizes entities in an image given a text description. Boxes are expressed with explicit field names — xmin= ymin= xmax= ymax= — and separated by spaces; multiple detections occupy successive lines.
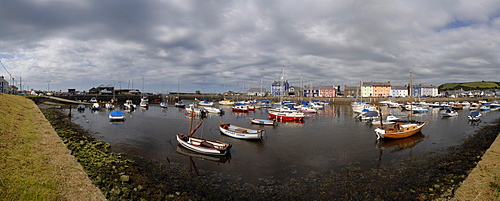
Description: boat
xmin=219 ymin=99 xmax=235 ymax=106
xmin=109 ymin=110 xmax=125 ymax=121
xmin=198 ymin=99 xmax=214 ymax=106
xmin=490 ymin=101 xmax=500 ymax=108
xmin=375 ymin=120 xmax=429 ymax=140
xmin=90 ymin=103 xmax=100 ymax=110
xmin=184 ymin=104 xmax=207 ymax=116
xmin=175 ymin=101 xmax=186 ymax=108
xmin=468 ymin=111 xmax=481 ymax=121
xmin=469 ymin=102 xmax=479 ymax=110
xmin=203 ymin=106 xmax=223 ymax=114
xmin=124 ymin=100 xmax=136 ymax=111
xmin=250 ymin=118 xmax=277 ymax=126
xmin=219 ymin=122 xmax=265 ymax=140
xmin=77 ymin=104 xmax=85 ymax=111
xmin=268 ymin=110 xmax=305 ymax=120
xmin=369 ymin=114 xmax=399 ymax=125
xmin=357 ymin=110 xmax=379 ymax=121
xmin=374 ymin=72 xmax=429 ymax=140
xmin=442 ymin=109 xmax=458 ymax=117
xmin=140 ymin=96 xmax=149 ymax=107
xmin=451 ymin=103 xmax=463 ymax=110
xmin=232 ymin=104 xmax=249 ymax=112
xmin=268 ymin=66 xmax=305 ymax=121
xmin=160 ymin=101 xmax=168 ymax=108
xmin=479 ymin=105 xmax=491 ymax=111
xmin=176 ymin=116 xmax=231 ymax=156
xmin=105 ymin=102 xmax=115 ymax=110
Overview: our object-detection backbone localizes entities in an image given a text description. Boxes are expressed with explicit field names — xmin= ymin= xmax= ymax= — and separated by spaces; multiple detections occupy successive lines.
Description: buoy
xmin=164 ymin=114 xmax=167 ymax=116
xmin=86 ymin=120 xmax=90 ymax=123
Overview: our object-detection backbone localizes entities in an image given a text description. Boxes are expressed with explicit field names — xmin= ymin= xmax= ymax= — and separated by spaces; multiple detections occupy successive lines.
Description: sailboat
xmin=176 ymin=114 xmax=231 ymax=156
xmin=268 ymin=66 xmax=305 ymax=121
xmin=374 ymin=72 xmax=429 ymax=140
xmin=174 ymin=81 xmax=186 ymax=108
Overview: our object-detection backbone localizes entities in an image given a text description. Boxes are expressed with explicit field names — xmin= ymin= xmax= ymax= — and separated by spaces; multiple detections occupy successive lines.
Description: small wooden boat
xmin=109 ymin=111 xmax=125 ymax=121
xmin=177 ymin=120 xmax=231 ymax=156
xmin=219 ymin=122 xmax=265 ymax=140
xmin=249 ymin=118 xmax=277 ymax=126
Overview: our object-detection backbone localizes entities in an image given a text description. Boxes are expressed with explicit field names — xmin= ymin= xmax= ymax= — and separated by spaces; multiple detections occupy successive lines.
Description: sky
xmin=0 ymin=0 xmax=499 ymax=93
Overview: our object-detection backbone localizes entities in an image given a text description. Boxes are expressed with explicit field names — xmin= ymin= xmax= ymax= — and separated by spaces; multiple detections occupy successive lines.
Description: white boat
xmin=219 ymin=122 xmax=265 ymax=140
xmin=442 ymin=109 xmax=458 ymax=117
xmin=479 ymin=105 xmax=490 ymax=111
xmin=219 ymin=99 xmax=235 ymax=106
xmin=105 ymin=103 xmax=115 ymax=109
xmin=124 ymin=100 xmax=136 ymax=110
xmin=198 ymin=100 xmax=214 ymax=106
xmin=109 ymin=110 xmax=125 ymax=121
xmin=203 ymin=106 xmax=222 ymax=114
xmin=232 ymin=104 xmax=249 ymax=112
xmin=468 ymin=111 xmax=481 ymax=121
xmin=176 ymin=120 xmax=231 ymax=156
xmin=184 ymin=104 xmax=207 ymax=115
xmin=250 ymin=118 xmax=277 ymax=126
xmin=175 ymin=101 xmax=186 ymax=108
xmin=470 ymin=102 xmax=479 ymax=110
xmin=160 ymin=101 xmax=168 ymax=108
xmin=140 ymin=97 xmax=149 ymax=107
xmin=369 ymin=115 xmax=399 ymax=125
xmin=90 ymin=103 xmax=100 ymax=110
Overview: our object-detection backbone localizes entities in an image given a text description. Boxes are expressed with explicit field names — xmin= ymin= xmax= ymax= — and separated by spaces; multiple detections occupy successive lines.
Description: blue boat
xmin=109 ymin=111 xmax=125 ymax=121
xmin=467 ymin=111 xmax=481 ymax=121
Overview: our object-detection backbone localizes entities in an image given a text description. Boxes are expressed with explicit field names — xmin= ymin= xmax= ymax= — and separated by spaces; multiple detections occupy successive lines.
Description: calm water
xmin=68 ymin=101 xmax=499 ymax=183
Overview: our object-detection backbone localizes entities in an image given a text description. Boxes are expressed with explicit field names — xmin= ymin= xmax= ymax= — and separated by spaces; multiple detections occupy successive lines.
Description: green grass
xmin=0 ymin=94 xmax=61 ymax=200
xmin=439 ymin=81 xmax=500 ymax=91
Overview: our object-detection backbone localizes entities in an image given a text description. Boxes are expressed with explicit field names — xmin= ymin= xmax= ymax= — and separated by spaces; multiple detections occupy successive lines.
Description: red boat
xmin=268 ymin=111 xmax=305 ymax=120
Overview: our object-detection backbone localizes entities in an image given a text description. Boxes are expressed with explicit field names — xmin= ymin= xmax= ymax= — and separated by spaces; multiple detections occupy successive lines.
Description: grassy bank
xmin=0 ymin=93 xmax=104 ymax=200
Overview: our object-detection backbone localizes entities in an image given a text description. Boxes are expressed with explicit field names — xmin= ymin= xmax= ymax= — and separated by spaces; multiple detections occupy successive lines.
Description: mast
xmin=410 ymin=72 xmax=413 ymax=121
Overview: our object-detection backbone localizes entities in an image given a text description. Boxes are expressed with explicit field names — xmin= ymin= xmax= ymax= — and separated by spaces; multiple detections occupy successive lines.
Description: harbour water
xmin=68 ymin=101 xmax=499 ymax=183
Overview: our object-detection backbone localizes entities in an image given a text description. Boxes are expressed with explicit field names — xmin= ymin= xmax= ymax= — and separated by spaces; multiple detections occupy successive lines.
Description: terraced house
xmin=361 ymin=81 xmax=392 ymax=97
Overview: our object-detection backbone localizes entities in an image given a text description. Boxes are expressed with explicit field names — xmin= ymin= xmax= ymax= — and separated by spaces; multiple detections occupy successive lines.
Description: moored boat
xmin=219 ymin=122 xmax=265 ymax=140
xmin=250 ymin=118 xmax=277 ymax=126
xmin=442 ymin=109 xmax=458 ymax=117
xmin=177 ymin=120 xmax=231 ymax=156
xmin=109 ymin=110 xmax=125 ymax=121
xmin=468 ymin=111 xmax=481 ymax=121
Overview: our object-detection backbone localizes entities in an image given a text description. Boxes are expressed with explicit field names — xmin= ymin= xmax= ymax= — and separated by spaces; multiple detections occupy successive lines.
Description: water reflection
xmin=176 ymin=145 xmax=231 ymax=164
xmin=375 ymin=133 xmax=427 ymax=167
xmin=67 ymin=101 xmax=499 ymax=183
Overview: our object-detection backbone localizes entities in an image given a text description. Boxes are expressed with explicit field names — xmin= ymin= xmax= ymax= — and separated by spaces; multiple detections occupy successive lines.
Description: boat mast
xmin=410 ymin=72 xmax=413 ymax=121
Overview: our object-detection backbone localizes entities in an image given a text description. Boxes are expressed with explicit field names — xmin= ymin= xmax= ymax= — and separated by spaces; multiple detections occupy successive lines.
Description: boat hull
xmin=219 ymin=122 xmax=264 ymax=140
xmin=176 ymin=134 xmax=230 ymax=156
xmin=250 ymin=118 xmax=277 ymax=126
xmin=375 ymin=121 xmax=429 ymax=140
xmin=268 ymin=111 xmax=305 ymax=120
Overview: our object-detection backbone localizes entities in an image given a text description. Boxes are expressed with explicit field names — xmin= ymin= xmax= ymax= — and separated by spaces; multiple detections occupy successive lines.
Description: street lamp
xmin=46 ymin=80 xmax=51 ymax=92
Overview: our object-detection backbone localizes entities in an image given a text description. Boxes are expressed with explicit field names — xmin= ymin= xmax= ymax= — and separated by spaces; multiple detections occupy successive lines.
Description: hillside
xmin=439 ymin=81 xmax=500 ymax=91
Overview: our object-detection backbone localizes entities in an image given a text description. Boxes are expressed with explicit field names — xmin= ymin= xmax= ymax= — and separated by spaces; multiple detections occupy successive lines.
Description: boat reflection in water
xmin=176 ymin=145 xmax=231 ymax=164
xmin=375 ymin=132 xmax=427 ymax=167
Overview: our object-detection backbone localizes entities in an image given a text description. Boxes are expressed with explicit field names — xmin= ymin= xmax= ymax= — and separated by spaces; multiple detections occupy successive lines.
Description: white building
xmin=391 ymin=86 xmax=408 ymax=97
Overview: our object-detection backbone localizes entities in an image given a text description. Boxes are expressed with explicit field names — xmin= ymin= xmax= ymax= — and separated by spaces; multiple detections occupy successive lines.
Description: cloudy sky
xmin=1 ymin=0 xmax=499 ymax=93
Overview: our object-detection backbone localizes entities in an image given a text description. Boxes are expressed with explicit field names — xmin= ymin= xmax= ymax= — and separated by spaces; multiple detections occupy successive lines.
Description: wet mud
xmin=41 ymin=108 xmax=500 ymax=200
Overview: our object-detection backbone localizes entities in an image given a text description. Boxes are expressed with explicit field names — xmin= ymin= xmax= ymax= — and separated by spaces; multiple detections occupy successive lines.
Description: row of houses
xmin=267 ymin=80 xmax=439 ymax=98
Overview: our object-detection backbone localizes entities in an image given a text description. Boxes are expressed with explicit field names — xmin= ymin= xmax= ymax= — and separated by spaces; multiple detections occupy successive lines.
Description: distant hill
xmin=439 ymin=81 xmax=500 ymax=91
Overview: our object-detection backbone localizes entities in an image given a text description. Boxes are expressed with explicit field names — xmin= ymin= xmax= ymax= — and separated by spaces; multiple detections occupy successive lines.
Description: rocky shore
xmin=40 ymin=106 xmax=500 ymax=200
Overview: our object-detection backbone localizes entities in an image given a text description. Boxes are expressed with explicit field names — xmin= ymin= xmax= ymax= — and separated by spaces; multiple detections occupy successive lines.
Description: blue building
xmin=271 ymin=80 xmax=289 ymax=96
